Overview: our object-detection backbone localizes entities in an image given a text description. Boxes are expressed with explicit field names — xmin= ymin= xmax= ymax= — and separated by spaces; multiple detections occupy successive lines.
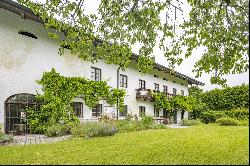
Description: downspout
xmin=116 ymin=66 xmax=121 ymax=120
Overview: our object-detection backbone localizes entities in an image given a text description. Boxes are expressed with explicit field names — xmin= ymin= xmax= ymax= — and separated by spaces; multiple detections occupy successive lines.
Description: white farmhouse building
xmin=0 ymin=0 xmax=204 ymax=134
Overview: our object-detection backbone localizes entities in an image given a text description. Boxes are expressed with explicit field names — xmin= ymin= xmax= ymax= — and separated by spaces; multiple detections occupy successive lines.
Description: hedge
xmin=201 ymin=85 xmax=249 ymax=111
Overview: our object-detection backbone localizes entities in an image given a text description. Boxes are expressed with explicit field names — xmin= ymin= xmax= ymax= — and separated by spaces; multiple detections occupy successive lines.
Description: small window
xmin=154 ymin=108 xmax=160 ymax=117
xmin=163 ymin=85 xmax=168 ymax=94
xmin=92 ymin=104 xmax=102 ymax=117
xmin=139 ymin=106 xmax=146 ymax=117
xmin=119 ymin=105 xmax=128 ymax=117
xmin=181 ymin=90 xmax=184 ymax=96
xmin=173 ymin=88 xmax=177 ymax=95
xmin=71 ymin=102 xmax=83 ymax=118
xmin=139 ymin=79 xmax=146 ymax=89
xmin=91 ymin=67 xmax=101 ymax=81
xmin=154 ymin=83 xmax=159 ymax=92
xmin=120 ymin=74 xmax=128 ymax=88
xmin=18 ymin=31 xmax=38 ymax=39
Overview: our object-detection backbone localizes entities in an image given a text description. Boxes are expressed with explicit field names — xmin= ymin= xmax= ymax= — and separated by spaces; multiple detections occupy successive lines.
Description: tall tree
xmin=18 ymin=0 xmax=249 ymax=86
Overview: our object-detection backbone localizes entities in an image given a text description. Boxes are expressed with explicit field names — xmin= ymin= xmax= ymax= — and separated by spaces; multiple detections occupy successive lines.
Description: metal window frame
xmin=139 ymin=106 xmax=146 ymax=117
xmin=72 ymin=102 xmax=83 ymax=118
xmin=173 ymin=88 xmax=177 ymax=95
xmin=120 ymin=74 xmax=128 ymax=88
xmin=91 ymin=67 xmax=102 ymax=81
xmin=92 ymin=104 xmax=102 ymax=117
xmin=163 ymin=85 xmax=168 ymax=93
xmin=139 ymin=79 xmax=146 ymax=89
xmin=154 ymin=83 xmax=159 ymax=91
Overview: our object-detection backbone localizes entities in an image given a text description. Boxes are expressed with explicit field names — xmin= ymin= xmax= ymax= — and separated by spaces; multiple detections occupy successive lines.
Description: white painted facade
xmin=0 ymin=4 xmax=198 ymax=132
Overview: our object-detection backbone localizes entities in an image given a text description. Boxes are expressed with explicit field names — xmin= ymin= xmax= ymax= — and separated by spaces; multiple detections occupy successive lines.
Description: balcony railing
xmin=166 ymin=93 xmax=175 ymax=99
xmin=135 ymin=89 xmax=153 ymax=100
xmin=136 ymin=89 xmax=176 ymax=101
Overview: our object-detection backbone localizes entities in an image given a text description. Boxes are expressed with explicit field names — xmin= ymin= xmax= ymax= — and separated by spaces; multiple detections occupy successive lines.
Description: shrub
xmin=240 ymin=120 xmax=249 ymax=126
xmin=141 ymin=115 xmax=154 ymax=128
xmin=125 ymin=113 xmax=134 ymax=121
xmin=98 ymin=114 xmax=115 ymax=124
xmin=180 ymin=119 xmax=201 ymax=126
xmin=114 ymin=118 xmax=168 ymax=133
xmin=45 ymin=124 xmax=64 ymax=137
xmin=224 ymin=108 xmax=249 ymax=120
xmin=114 ymin=120 xmax=139 ymax=133
xmin=200 ymin=111 xmax=225 ymax=123
xmin=0 ymin=134 xmax=13 ymax=144
xmin=71 ymin=122 xmax=117 ymax=138
xmin=215 ymin=117 xmax=242 ymax=126
xmin=201 ymin=85 xmax=249 ymax=111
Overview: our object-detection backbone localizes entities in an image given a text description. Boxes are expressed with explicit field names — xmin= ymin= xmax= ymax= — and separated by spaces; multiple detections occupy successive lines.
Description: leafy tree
xmin=188 ymin=86 xmax=207 ymax=119
xmin=170 ymin=95 xmax=196 ymax=112
xmin=18 ymin=0 xmax=249 ymax=86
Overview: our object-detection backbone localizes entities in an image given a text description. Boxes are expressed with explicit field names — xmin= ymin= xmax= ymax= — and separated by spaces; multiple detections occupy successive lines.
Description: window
xmin=119 ymin=105 xmax=128 ymax=117
xmin=139 ymin=106 xmax=146 ymax=117
xmin=173 ymin=88 xmax=177 ymax=95
xmin=18 ymin=31 xmax=38 ymax=39
xmin=154 ymin=83 xmax=159 ymax=92
xmin=181 ymin=90 xmax=184 ymax=96
xmin=120 ymin=74 xmax=128 ymax=88
xmin=72 ymin=102 xmax=83 ymax=118
xmin=91 ymin=67 xmax=101 ymax=81
xmin=163 ymin=85 xmax=168 ymax=94
xmin=139 ymin=79 xmax=146 ymax=89
xmin=92 ymin=104 xmax=102 ymax=117
xmin=154 ymin=108 xmax=160 ymax=117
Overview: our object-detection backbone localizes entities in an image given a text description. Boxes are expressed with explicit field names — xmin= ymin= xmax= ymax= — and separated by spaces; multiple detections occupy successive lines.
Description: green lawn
xmin=0 ymin=124 xmax=248 ymax=165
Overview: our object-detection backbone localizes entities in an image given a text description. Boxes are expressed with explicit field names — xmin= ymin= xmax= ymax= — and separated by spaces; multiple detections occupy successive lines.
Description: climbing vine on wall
xmin=170 ymin=95 xmax=196 ymax=112
xmin=152 ymin=92 xmax=171 ymax=111
xmin=152 ymin=92 xmax=196 ymax=113
xmin=28 ymin=68 xmax=126 ymax=133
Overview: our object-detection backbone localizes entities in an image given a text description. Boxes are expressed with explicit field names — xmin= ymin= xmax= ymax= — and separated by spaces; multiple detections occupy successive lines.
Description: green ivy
xmin=170 ymin=95 xmax=196 ymax=112
xmin=27 ymin=68 xmax=126 ymax=134
xmin=152 ymin=92 xmax=171 ymax=111
xmin=152 ymin=92 xmax=196 ymax=113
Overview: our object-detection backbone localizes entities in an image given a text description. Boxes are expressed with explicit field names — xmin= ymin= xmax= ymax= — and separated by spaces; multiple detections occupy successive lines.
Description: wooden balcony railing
xmin=166 ymin=93 xmax=175 ymax=99
xmin=135 ymin=89 xmax=153 ymax=100
xmin=136 ymin=89 xmax=176 ymax=101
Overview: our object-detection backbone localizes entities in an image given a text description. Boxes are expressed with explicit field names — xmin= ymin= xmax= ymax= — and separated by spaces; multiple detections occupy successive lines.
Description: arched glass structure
xmin=5 ymin=93 xmax=38 ymax=135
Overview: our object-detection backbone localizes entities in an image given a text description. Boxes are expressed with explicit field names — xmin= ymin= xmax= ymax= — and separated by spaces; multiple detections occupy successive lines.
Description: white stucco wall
xmin=0 ymin=8 xmax=190 ymax=132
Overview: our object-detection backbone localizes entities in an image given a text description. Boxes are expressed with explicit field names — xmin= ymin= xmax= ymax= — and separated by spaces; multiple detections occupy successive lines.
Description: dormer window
xmin=18 ymin=31 xmax=37 ymax=39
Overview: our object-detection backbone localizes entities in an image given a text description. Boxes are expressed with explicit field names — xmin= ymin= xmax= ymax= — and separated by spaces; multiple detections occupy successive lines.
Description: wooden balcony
xmin=136 ymin=89 xmax=176 ymax=101
xmin=166 ymin=93 xmax=176 ymax=99
xmin=135 ymin=89 xmax=153 ymax=101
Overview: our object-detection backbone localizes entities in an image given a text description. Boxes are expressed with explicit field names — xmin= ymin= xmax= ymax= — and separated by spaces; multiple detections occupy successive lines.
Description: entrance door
xmin=5 ymin=93 xmax=37 ymax=135
xmin=170 ymin=111 xmax=177 ymax=123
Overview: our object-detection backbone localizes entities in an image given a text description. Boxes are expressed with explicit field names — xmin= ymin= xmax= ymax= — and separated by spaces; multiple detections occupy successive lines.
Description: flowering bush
xmin=71 ymin=122 xmax=117 ymax=138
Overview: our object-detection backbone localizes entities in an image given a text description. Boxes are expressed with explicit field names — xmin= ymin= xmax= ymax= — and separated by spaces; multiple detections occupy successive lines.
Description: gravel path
xmin=6 ymin=134 xmax=72 ymax=146
xmin=167 ymin=124 xmax=190 ymax=128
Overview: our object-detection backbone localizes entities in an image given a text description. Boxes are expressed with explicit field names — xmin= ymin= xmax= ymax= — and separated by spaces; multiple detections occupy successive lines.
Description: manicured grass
xmin=0 ymin=124 xmax=248 ymax=165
